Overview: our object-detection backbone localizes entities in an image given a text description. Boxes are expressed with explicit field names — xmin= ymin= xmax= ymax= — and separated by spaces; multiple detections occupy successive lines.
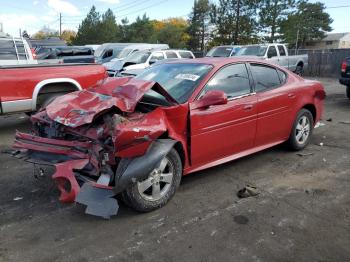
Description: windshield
xmin=206 ymin=46 xmax=233 ymax=57
xmin=117 ymin=48 xmax=134 ymax=59
xmin=125 ymin=51 xmax=151 ymax=64
xmin=136 ymin=63 xmax=213 ymax=103
xmin=236 ymin=45 xmax=267 ymax=56
xmin=94 ymin=45 xmax=106 ymax=57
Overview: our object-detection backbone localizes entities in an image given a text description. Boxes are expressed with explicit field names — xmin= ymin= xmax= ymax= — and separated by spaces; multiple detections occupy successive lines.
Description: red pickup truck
xmin=0 ymin=64 xmax=107 ymax=115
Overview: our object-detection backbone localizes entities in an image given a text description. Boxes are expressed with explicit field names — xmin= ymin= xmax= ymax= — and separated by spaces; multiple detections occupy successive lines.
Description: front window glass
xmin=203 ymin=63 xmax=251 ymax=98
xmin=136 ymin=63 xmax=213 ymax=103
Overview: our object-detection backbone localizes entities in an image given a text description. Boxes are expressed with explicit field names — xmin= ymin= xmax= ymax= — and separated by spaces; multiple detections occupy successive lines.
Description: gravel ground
xmin=0 ymin=78 xmax=349 ymax=262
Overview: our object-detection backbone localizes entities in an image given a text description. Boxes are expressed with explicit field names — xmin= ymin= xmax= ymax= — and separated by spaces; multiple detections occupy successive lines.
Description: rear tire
xmin=295 ymin=64 xmax=303 ymax=76
xmin=287 ymin=109 xmax=314 ymax=151
xmin=346 ymin=86 xmax=350 ymax=100
xmin=122 ymin=148 xmax=182 ymax=212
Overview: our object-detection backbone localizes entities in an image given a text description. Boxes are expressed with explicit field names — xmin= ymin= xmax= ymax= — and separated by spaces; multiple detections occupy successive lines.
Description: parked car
xmin=0 ymin=36 xmax=37 ymax=65
xmin=0 ymin=64 xmax=107 ymax=115
xmin=106 ymin=49 xmax=195 ymax=77
xmin=95 ymin=43 xmax=169 ymax=64
xmin=13 ymin=57 xmax=325 ymax=218
xmin=339 ymin=57 xmax=350 ymax=99
xmin=236 ymin=44 xmax=308 ymax=75
xmin=206 ymin=45 xmax=241 ymax=57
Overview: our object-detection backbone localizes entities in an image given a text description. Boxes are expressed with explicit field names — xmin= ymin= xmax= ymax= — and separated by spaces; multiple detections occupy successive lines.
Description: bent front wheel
xmin=122 ymin=148 xmax=182 ymax=212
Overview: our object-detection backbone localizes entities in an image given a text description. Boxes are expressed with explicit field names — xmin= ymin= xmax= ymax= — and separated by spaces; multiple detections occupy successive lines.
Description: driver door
xmin=189 ymin=63 xmax=258 ymax=167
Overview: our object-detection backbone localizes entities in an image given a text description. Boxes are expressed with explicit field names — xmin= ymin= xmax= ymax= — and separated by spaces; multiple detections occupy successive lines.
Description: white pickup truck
xmin=236 ymin=44 xmax=308 ymax=75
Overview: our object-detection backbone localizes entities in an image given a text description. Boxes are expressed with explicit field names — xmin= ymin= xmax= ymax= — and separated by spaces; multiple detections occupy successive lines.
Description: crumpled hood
xmin=45 ymin=77 xmax=176 ymax=128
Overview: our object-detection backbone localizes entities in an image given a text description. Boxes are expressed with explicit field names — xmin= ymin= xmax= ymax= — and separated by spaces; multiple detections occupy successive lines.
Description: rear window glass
xmin=179 ymin=51 xmax=193 ymax=59
xmin=250 ymin=64 xmax=281 ymax=92
xmin=278 ymin=45 xmax=286 ymax=56
xmin=166 ymin=51 xmax=178 ymax=58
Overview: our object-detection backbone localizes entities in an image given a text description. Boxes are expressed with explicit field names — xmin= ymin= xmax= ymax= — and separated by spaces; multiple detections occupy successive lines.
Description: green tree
xmin=280 ymin=1 xmax=332 ymax=48
xmin=188 ymin=0 xmax=212 ymax=51
xmin=127 ymin=14 xmax=156 ymax=43
xmin=119 ymin=18 xmax=130 ymax=42
xmin=100 ymin=8 xmax=119 ymax=42
xmin=74 ymin=6 xmax=101 ymax=44
xmin=211 ymin=0 xmax=259 ymax=45
xmin=259 ymin=0 xmax=296 ymax=42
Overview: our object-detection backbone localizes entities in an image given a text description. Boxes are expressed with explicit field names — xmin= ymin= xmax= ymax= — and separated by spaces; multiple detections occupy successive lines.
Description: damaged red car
xmin=13 ymin=58 xmax=325 ymax=218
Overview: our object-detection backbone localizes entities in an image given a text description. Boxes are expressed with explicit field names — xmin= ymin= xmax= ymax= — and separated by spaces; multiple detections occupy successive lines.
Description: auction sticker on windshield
xmin=175 ymin=74 xmax=200 ymax=81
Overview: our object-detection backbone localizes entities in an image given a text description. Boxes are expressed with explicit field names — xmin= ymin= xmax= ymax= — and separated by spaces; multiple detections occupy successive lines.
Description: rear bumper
xmin=339 ymin=77 xmax=350 ymax=86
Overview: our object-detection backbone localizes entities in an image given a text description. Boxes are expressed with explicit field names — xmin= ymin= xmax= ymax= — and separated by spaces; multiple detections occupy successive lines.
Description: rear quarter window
xmin=179 ymin=51 xmax=194 ymax=59
xmin=250 ymin=64 xmax=282 ymax=92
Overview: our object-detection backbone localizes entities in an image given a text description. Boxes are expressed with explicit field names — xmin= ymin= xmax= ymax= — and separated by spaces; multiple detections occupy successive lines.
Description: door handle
xmin=288 ymin=93 xmax=296 ymax=98
xmin=243 ymin=105 xmax=253 ymax=111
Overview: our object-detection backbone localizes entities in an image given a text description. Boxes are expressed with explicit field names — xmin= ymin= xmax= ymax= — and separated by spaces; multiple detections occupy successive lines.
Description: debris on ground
xmin=319 ymin=142 xmax=324 ymax=147
xmin=297 ymin=152 xmax=314 ymax=157
xmin=13 ymin=197 xmax=23 ymax=201
xmin=315 ymin=122 xmax=325 ymax=128
xmin=339 ymin=121 xmax=350 ymax=125
xmin=326 ymin=118 xmax=332 ymax=122
xmin=237 ymin=185 xmax=260 ymax=199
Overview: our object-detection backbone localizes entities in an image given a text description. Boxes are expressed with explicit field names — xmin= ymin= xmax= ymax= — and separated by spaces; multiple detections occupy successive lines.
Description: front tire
xmin=287 ymin=109 xmax=314 ymax=151
xmin=346 ymin=86 xmax=350 ymax=100
xmin=122 ymin=148 xmax=182 ymax=212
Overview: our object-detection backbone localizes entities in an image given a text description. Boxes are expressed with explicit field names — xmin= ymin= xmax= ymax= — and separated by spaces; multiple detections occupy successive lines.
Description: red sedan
xmin=14 ymin=57 xmax=325 ymax=218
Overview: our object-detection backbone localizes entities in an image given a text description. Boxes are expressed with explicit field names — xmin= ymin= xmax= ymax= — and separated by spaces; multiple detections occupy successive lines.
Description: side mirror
xmin=192 ymin=90 xmax=228 ymax=110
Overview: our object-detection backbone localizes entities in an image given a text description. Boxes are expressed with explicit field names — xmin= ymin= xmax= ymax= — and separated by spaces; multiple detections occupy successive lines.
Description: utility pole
xmin=59 ymin=13 xmax=62 ymax=38
xmin=295 ymin=29 xmax=299 ymax=55
xmin=234 ymin=0 xmax=240 ymax=45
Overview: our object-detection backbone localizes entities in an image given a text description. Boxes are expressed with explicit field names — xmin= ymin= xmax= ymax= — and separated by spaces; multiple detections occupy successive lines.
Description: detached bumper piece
xmin=76 ymin=183 xmax=119 ymax=219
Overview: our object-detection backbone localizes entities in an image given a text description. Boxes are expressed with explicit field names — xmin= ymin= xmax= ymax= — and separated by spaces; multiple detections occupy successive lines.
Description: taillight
xmin=341 ymin=61 xmax=347 ymax=72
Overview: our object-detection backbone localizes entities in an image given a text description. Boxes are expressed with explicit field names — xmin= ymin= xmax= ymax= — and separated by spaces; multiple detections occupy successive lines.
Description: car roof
xmin=164 ymin=57 xmax=265 ymax=67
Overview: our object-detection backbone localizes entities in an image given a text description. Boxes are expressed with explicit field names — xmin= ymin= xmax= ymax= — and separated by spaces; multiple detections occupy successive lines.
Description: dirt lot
xmin=0 ymin=78 xmax=349 ymax=262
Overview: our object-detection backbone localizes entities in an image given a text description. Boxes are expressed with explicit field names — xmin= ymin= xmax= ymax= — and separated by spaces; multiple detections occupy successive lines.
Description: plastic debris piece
xmin=237 ymin=185 xmax=260 ymax=199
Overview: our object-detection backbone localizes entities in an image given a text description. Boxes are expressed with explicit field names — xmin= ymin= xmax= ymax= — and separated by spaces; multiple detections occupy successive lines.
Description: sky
xmin=0 ymin=0 xmax=349 ymax=37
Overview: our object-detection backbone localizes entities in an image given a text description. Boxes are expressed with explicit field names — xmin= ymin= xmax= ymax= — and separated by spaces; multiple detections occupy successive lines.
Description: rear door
xmin=190 ymin=63 xmax=257 ymax=167
xmin=277 ymin=45 xmax=289 ymax=69
xmin=249 ymin=63 xmax=296 ymax=147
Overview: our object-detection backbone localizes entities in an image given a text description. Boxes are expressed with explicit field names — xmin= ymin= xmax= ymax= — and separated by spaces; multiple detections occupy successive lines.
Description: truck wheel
xmin=295 ymin=65 xmax=303 ymax=76
xmin=346 ymin=86 xmax=350 ymax=100
xmin=122 ymin=148 xmax=182 ymax=212
xmin=287 ymin=109 xmax=314 ymax=151
xmin=38 ymin=92 xmax=66 ymax=110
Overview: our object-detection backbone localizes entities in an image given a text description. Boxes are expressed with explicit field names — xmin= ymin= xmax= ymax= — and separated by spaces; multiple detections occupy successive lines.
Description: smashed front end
xmin=12 ymin=77 xmax=187 ymax=218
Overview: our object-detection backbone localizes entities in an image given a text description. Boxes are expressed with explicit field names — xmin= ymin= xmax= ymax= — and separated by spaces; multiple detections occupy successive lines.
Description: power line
xmin=112 ymin=0 xmax=153 ymax=13
xmin=116 ymin=0 xmax=170 ymax=18
xmin=326 ymin=5 xmax=350 ymax=9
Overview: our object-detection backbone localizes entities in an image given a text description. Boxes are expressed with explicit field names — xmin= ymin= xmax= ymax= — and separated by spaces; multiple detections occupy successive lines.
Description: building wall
xmin=305 ymin=40 xmax=341 ymax=49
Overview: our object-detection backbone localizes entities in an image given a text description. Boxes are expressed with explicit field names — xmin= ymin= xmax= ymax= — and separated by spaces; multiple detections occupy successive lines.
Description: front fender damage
xmin=11 ymin=78 xmax=188 ymax=218
xmin=75 ymin=139 xmax=176 ymax=218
